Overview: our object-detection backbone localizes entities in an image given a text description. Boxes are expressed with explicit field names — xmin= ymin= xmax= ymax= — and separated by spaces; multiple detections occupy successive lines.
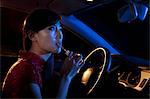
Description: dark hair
xmin=23 ymin=9 xmax=61 ymax=33
xmin=22 ymin=9 xmax=61 ymax=50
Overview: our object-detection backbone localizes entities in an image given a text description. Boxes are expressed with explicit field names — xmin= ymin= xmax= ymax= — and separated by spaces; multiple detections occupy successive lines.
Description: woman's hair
xmin=22 ymin=9 xmax=61 ymax=51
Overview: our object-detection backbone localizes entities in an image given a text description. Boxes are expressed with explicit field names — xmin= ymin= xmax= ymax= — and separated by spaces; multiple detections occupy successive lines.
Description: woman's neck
xmin=29 ymin=47 xmax=52 ymax=62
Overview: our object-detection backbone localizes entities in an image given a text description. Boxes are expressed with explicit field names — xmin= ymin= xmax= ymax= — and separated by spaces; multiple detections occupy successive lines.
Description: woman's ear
xmin=28 ymin=31 xmax=37 ymax=41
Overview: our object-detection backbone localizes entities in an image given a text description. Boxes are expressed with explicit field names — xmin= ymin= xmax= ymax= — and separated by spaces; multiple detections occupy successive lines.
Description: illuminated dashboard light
xmin=81 ymin=68 xmax=93 ymax=85
xmin=87 ymin=0 xmax=93 ymax=2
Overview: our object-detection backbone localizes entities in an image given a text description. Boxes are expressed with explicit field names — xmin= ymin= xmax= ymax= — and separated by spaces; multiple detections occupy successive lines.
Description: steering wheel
xmin=69 ymin=47 xmax=112 ymax=97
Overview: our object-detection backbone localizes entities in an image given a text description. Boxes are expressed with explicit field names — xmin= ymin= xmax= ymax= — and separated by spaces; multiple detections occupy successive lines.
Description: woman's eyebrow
xmin=48 ymin=25 xmax=55 ymax=28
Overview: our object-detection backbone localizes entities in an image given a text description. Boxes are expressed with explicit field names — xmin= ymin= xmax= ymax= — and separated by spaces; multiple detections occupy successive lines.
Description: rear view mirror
xmin=117 ymin=2 xmax=138 ymax=23
xmin=135 ymin=3 xmax=148 ymax=21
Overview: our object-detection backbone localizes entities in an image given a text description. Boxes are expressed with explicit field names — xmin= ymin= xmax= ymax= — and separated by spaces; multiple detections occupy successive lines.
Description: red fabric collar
xmin=19 ymin=50 xmax=45 ymax=67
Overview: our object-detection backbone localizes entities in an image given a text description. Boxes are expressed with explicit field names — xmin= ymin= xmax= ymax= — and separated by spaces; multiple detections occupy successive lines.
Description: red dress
xmin=2 ymin=51 xmax=45 ymax=98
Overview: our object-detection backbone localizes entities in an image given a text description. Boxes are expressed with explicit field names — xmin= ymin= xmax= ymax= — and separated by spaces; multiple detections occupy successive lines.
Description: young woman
xmin=2 ymin=9 xmax=84 ymax=98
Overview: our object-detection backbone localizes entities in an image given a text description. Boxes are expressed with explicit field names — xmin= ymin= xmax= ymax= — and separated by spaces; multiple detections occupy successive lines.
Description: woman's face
xmin=34 ymin=21 xmax=63 ymax=54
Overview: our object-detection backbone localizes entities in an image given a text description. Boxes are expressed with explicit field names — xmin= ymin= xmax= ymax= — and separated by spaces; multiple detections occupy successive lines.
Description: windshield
xmin=74 ymin=1 xmax=149 ymax=60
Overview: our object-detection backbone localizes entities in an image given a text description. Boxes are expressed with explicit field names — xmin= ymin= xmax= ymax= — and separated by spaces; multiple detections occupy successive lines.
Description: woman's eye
xmin=48 ymin=26 xmax=55 ymax=31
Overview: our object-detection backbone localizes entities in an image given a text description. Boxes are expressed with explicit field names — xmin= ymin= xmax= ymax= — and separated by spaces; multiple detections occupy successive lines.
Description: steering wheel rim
xmin=79 ymin=47 xmax=112 ymax=95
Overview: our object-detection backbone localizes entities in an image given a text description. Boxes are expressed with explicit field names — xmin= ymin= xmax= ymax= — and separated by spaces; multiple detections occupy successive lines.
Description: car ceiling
xmin=1 ymin=0 xmax=114 ymax=14
xmin=1 ymin=0 xmax=149 ymax=60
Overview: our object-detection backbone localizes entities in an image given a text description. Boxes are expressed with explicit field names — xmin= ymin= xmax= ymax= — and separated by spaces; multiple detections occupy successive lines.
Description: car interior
xmin=0 ymin=0 xmax=149 ymax=98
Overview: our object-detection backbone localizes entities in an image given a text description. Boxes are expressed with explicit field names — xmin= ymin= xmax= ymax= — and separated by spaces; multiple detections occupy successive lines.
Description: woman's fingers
xmin=66 ymin=51 xmax=84 ymax=70
xmin=63 ymin=52 xmax=85 ymax=78
xmin=68 ymin=51 xmax=74 ymax=60
xmin=72 ymin=53 xmax=84 ymax=68
xmin=76 ymin=55 xmax=83 ymax=65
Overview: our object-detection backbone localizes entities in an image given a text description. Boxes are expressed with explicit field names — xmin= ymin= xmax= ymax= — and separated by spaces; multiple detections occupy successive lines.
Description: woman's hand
xmin=57 ymin=51 xmax=84 ymax=98
xmin=60 ymin=51 xmax=84 ymax=79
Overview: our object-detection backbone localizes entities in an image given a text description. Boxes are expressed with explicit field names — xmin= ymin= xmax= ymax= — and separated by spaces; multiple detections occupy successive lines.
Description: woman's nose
xmin=56 ymin=29 xmax=63 ymax=40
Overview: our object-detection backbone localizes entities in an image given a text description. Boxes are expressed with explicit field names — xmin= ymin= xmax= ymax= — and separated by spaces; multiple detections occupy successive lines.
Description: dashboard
xmin=67 ymin=52 xmax=149 ymax=98
xmin=118 ymin=66 xmax=150 ymax=91
xmin=108 ymin=55 xmax=150 ymax=97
